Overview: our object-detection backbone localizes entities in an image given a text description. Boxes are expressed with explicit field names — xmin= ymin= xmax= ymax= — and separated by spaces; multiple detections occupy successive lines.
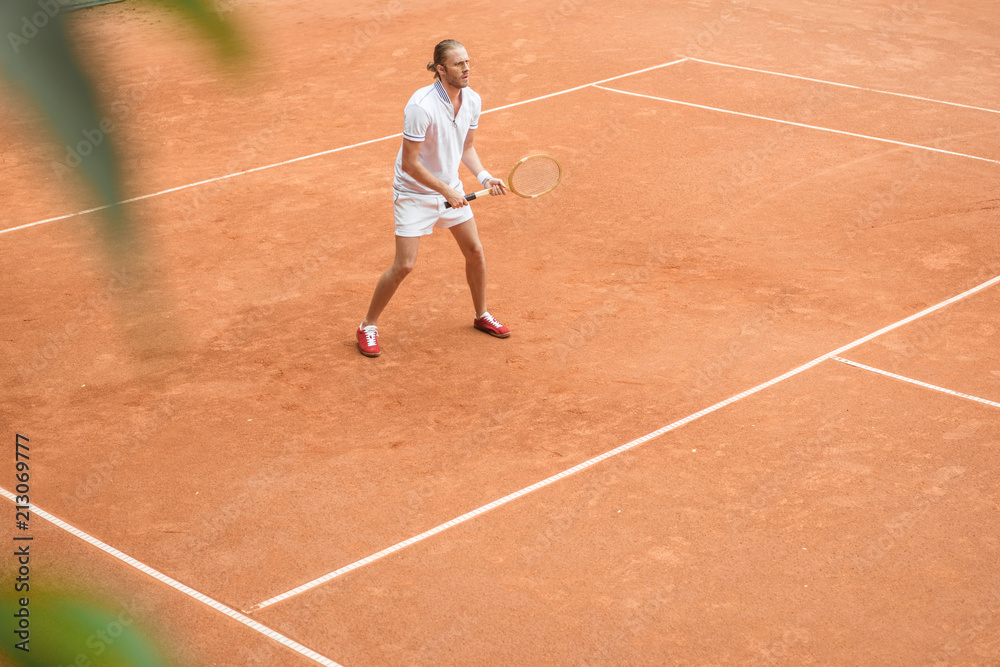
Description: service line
xmin=591 ymin=85 xmax=1000 ymax=166
xmin=687 ymin=57 xmax=1000 ymax=115
xmin=247 ymin=274 xmax=1000 ymax=613
xmin=831 ymin=356 xmax=1000 ymax=408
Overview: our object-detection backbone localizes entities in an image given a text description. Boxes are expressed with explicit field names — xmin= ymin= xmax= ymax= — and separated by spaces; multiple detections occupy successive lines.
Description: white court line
xmin=481 ymin=57 xmax=688 ymax=115
xmin=687 ymin=57 xmax=1000 ymax=115
xmin=831 ymin=356 xmax=1000 ymax=408
xmin=0 ymin=58 xmax=688 ymax=237
xmin=0 ymin=487 xmax=343 ymax=667
xmin=246 ymin=273 xmax=1000 ymax=613
xmin=0 ymin=133 xmax=404 ymax=237
xmin=592 ymin=85 xmax=1000 ymax=166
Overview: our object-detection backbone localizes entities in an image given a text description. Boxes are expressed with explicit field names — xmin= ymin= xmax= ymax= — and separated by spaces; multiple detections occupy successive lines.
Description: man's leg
xmin=449 ymin=218 xmax=510 ymax=338
xmin=362 ymin=235 xmax=421 ymax=328
xmin=448 ymin=218 xmax=487 ymax=317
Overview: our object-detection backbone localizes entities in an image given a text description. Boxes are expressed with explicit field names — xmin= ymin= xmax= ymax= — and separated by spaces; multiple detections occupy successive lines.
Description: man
xmin=357 ymin=39 xmax=509 ymax=358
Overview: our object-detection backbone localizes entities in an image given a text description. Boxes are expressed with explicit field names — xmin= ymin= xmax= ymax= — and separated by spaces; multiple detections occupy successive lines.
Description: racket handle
xmin=444 ymin=188 xmax=490 ymax=209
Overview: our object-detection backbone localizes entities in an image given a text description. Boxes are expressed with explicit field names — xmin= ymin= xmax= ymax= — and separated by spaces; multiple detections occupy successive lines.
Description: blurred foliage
xmin=0 ymin=0 xmax=245 ymax=245
xmin=0 ymin=0 xmax=127 ymax=239
xmin=0 ymin=589 xmax=170 ymax=666
xmin=136 ymin=0 xmax=247 ymax=62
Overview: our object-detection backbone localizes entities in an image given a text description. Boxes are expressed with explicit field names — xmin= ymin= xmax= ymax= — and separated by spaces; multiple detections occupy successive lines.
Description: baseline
xmin=0 ymin=58 xmax=688 ymax=237
xmin=246 ymin=275 xmax=1000 ymax=613
xmin=0 ymin=487 xmax=343 ymax=667
xmin=591 ymin=85 xmax=1000 ymax=166
xmin=687 ymin=57 xmax=1000 ymax=115
xmin=831 ymin=356 xmax=1000 ymax=408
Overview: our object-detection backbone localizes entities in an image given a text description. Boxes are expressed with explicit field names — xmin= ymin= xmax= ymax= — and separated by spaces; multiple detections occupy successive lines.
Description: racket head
xmin=506 ymin=154 xmax=562 ymax=199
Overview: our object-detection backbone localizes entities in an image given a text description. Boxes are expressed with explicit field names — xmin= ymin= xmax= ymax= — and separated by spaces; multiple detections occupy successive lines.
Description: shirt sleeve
xmin=402 ymin=104 xmax=431 ymax=141
xmin=469 ymin=95 xmax=481 ymax=130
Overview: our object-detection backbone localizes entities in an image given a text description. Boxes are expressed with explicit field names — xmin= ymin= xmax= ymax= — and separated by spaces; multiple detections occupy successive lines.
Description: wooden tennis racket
xmin=445 ymin=154 xmax=561 ymax=208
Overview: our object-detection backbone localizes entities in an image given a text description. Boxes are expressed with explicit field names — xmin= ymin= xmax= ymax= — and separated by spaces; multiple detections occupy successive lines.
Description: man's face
xmin=438 ymin=47 xmax=471 ymax=89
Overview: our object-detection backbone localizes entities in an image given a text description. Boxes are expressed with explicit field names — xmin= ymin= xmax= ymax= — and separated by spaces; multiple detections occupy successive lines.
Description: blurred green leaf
xmin=0 ymin=590 xmax=169 ymax=666
xmin=138 ymin=0 xmax=247 ymax=61
xmin=0 ymin=0 xmax=245 ymax=248
xmin=0 ymin=0 xmax=128 ymax=240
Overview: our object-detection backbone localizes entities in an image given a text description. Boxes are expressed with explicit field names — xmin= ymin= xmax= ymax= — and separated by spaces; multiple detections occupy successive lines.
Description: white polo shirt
xmin=393 ymin=80 xmax=481 ymax=197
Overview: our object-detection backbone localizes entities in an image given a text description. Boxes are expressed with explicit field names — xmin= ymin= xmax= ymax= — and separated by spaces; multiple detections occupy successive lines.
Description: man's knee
xmin=394 ymin=258 xmax=416 ymax=276
xmin=465 ymin=243 xmax=485 ymax=263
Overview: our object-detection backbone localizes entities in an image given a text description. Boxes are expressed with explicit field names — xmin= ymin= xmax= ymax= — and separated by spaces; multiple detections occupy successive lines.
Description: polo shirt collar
xmin=433 ymin=79 xmax=461 ymax=108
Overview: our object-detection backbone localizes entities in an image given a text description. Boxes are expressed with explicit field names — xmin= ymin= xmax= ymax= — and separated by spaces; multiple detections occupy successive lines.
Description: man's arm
xmin=461 ymin=129 xmax=507 ymax=195
xmin=400 ymin=138 xmax=468 ymax=208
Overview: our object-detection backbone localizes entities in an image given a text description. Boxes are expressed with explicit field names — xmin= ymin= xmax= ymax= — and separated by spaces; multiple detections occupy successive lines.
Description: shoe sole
xmin=475 ymin=324 xmax=511 ymax=339
xmin=359 ymin=347 xmax=381 ymax=357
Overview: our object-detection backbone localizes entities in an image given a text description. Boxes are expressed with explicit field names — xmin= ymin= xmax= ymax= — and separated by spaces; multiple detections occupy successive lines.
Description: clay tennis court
xmin=3 ymin=0 xmax=1000 ymax=664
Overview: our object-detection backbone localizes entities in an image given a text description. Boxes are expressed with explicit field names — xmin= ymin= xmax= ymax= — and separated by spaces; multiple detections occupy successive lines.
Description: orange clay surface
xmin=1 ymin=0 xmax=999 ymax=665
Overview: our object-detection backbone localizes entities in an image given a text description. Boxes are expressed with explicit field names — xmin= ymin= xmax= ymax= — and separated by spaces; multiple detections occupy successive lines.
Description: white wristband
xmin=476 ymin=170 xmax=493 ymax=187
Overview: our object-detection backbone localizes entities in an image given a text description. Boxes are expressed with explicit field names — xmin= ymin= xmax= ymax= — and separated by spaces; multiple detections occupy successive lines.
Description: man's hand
xmin=485 ymin=178 xmax=507 ymax=196
xmin=443 ymin=186 xmax=469 ymax=208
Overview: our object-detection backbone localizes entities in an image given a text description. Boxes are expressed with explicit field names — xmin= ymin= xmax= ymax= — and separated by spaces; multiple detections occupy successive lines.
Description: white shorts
xmin=393 ymin=189 xmax=473 ymax=237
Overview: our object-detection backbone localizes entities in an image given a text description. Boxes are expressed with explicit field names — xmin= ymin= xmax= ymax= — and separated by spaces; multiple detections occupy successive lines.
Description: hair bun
xmin=428 ymin=40 xmax=463 ymax=79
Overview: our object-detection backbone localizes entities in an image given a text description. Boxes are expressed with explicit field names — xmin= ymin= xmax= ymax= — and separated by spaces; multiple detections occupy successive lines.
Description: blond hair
xmin=426 ymin=39 xmax=464 ymax=79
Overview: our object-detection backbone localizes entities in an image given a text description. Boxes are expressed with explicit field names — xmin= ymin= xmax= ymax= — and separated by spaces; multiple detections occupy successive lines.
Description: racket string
xmin=509 ymin=157 xmax=561 ymax=197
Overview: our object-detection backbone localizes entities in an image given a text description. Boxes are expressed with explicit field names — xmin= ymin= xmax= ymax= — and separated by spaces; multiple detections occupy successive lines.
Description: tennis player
xmin=357 ymin=39 xmax=509 ymax=357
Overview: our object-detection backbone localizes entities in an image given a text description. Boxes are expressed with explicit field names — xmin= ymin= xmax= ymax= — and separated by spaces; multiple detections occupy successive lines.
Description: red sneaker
xmin=357 ymin=324 xmax=381 ymax=357
xmin=473 ymin=311 xmax=511 ymax=338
